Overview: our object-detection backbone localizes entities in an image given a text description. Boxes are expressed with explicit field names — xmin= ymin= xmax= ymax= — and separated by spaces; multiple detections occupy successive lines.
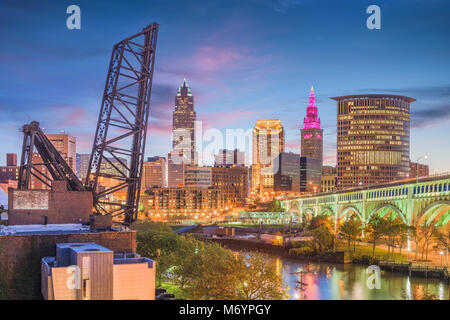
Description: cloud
xmin=411 ymin=103 xmax=450 ymax=128
xmin=353 ymin=85 xmax=450 ymax=128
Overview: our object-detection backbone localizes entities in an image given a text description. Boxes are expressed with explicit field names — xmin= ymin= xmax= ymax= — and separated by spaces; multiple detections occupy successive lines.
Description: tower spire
xmin=303 ymin=86 xmax=321 ymax=130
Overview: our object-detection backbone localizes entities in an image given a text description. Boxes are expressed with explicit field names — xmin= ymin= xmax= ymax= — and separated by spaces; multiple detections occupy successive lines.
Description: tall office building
xmin=76 ymin=153 xmax=90 ymax=181
xmin=332 ymin=94 xmax=414 ymax=189
xmin=214 ymin=149 xmax=245 ymax=168
xmin=142 ymin=156 xmax=166 ymax=189
xmin=172 ymin=79 xmax=197 ymax=165
xmin=300 ymin=157 xmax=322 ymax=193
xmin=167 ymin=151 xmax=187 ymax=187
xmin=46 ymin=133 xmax=77 ymax=173
xmin=273 ymin=152 xmax=301 ymax=193
xmin=301 ymin=87 xmax=323 ymax=166
xmin=6 ymin=153 xmax=17 ymax=167
xmin=252 ymin=120 xmax=285 ymax=195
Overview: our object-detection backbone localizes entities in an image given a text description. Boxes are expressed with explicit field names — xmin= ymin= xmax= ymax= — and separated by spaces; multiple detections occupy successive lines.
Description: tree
xmin=234 ymin=252 xmax=289 ymax=300
xmin=418 ymin=223 xmax=436 ymax=261
xmin=433 ymin=228 xmax=450 ymax=266
xmin=309 ymin=214 xmax=333 ymax=231
xmin=409 ymin=226 xmax=423 ymax=261
xmin=339 ymin=219 xmax=362 ymax=252
xmin=383 ymin=215 xmax=405 ymax=260
xmin=268 ymin=199 xmax=283 ymax=212
xmin=366 ymin=216 xmax=388 ymax=256
xmin=136 ymin=229 xmax=180 ymax=286
xmin=306 ymin=226 xmax=336 ymax=253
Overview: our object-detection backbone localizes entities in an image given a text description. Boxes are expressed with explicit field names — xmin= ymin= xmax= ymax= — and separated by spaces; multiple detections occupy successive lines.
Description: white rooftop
xmin=0 ymin=223 xmax=90 ymax=235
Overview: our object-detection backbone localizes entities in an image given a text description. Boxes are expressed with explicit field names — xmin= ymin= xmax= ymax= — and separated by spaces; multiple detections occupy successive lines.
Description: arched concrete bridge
xmin=281 ymin=174 xmax=450 ymax=230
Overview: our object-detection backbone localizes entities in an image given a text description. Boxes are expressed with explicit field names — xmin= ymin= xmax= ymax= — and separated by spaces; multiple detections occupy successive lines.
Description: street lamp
xmin=440 ymin=250 xmax=444 ymax=267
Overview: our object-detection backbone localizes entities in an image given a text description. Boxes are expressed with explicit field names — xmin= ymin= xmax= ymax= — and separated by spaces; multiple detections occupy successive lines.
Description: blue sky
xmin=0 ymin=0 xmax=449 ymax=170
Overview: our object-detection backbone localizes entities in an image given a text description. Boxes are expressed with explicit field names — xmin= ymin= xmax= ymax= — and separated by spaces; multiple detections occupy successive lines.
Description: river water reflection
xmin=274 ymin=256 xmax=449 ymax=300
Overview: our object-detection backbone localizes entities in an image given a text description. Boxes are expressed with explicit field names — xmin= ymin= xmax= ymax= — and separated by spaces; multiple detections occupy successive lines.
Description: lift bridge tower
xmin=17 ymin=24 xmax=159 ymax=225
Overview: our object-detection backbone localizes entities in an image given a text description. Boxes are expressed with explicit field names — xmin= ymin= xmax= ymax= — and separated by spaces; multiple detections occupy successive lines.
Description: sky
xmin=0 ymin=0 xmax=449 ymax=171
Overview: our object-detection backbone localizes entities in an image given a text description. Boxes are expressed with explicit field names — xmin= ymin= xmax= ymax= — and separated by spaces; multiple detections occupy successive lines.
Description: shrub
xmin=289 ymin=247 xmax=315 ymax=256
xmin=351 ymin=254 xmax=379 ymax=265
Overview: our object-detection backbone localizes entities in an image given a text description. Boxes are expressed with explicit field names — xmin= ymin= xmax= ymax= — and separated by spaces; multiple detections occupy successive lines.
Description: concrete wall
xmin=113 ymin=263 xmax=155 ymax=300
xmin=8 ymin=181 xmax=93 ymax=225
xmin=0 ymin=231 xmax=136 ymax=299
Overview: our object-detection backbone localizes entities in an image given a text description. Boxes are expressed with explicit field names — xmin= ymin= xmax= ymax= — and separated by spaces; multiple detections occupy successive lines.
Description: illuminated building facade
xmin=332 ymin=94 xmax=414 ymax=189
xmin=252 ymin=120 xmax=285 ymax=195
xmin=184 ymin=166 xmax=212 ymax=188
xmin=214 ymin=149 xmax=245 ymax=168
xmin=321 ymin=166 xmax=337 ymax=193
xmin=140 ymin=187 xmax=222 ymax=221
xmin=76 ymin=153 xmax=90 ymax=181
xmin=212 ymin=166 xmax=249 ymax=208
xmin=46 ymin=133 xmax=77 ymax=174
xmin=167 ymin=151 xmax=187 ymax=187
xmin=142 ymin=156 xmax=166 ymax=189
xmin=172 ymin=79 xmax=197 ymax=165
xmin=301 ymin=86 xmax=323 ymax=165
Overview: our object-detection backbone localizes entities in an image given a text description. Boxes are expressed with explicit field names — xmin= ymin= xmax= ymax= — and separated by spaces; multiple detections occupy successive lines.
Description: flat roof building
xmin=41 ymin=242 xmax=155 ymax=300
xmin=332 ymin=94 xmax=414 ymax=190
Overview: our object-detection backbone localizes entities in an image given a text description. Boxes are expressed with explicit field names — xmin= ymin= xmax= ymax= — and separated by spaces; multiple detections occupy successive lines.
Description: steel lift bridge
xmin=17 ymin=24 xmax=159 ymax=225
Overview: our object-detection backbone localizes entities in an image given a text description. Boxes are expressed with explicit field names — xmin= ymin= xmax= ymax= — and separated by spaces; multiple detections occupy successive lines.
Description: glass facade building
xmin=274 ymin=152 xmax=301 ymax=192
xmin=299 ymin=157 xmax=322 ymax=193
xmin=332 ymin=94 xmax=415 ymax=190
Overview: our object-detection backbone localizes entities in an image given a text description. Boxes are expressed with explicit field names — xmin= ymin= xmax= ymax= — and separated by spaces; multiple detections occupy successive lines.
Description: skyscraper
xmin=273 ymin=152 xmax=301 ymax=193
xmin=76 ymin=153 xmax=90 ymax=180
xmin=46 ymin=133 xmax=77 ymax=173
xmin=301 ymin=86 xmax=323 ymax=166
xmin=252 ymin=120 xmax=285 ymax=195
xmin=214 ymin=149 xmax=245 ymax=168
xmin=332 ymin=94 xmax=414 ymax=189
xmin=172 ymin=79 xmax=196 ymax=165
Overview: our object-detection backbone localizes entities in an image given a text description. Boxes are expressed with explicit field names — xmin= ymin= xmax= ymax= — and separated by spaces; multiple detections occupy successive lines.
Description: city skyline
xmin=0 ymin=0 xmax=449 ymax=172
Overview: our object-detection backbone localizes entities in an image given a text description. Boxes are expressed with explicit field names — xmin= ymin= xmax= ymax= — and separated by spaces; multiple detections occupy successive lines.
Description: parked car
xmin=156 ymin=293 xmax=175 ymax=300
xmin=155 ymin=288 xmax=167 ymax=296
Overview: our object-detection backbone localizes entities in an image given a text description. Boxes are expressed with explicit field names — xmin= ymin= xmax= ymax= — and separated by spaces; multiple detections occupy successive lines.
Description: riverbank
xmin=203 ymin=237 xmax=450 ymax=282
xmin=203 ymin=237 xmax=351 ymax=263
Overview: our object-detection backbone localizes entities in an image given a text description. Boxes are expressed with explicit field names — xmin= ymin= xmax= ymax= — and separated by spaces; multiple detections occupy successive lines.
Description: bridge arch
xmin=367 ymin=203 xmax=407 ymax=225
xmin=337 ymin=205 xmax=363 ymax=223
xmin=416 ymin=200 xmax=450 ymax=228
xmin=319 ymin=206 xmax=335 ymax=218
xmin=301 ymin=207 xmax=315 ymax=224
xmin=288 ymin=201 xmax=300 ymax=214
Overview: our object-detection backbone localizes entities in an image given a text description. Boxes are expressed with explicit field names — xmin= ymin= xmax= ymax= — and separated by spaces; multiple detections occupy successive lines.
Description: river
xmin=273 ymin=256 xmax=449 ymax=300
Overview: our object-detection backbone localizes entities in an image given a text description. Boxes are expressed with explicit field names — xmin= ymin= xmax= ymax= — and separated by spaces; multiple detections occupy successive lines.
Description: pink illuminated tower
xmin=301 ymin=86 xmax=323 ymax=166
